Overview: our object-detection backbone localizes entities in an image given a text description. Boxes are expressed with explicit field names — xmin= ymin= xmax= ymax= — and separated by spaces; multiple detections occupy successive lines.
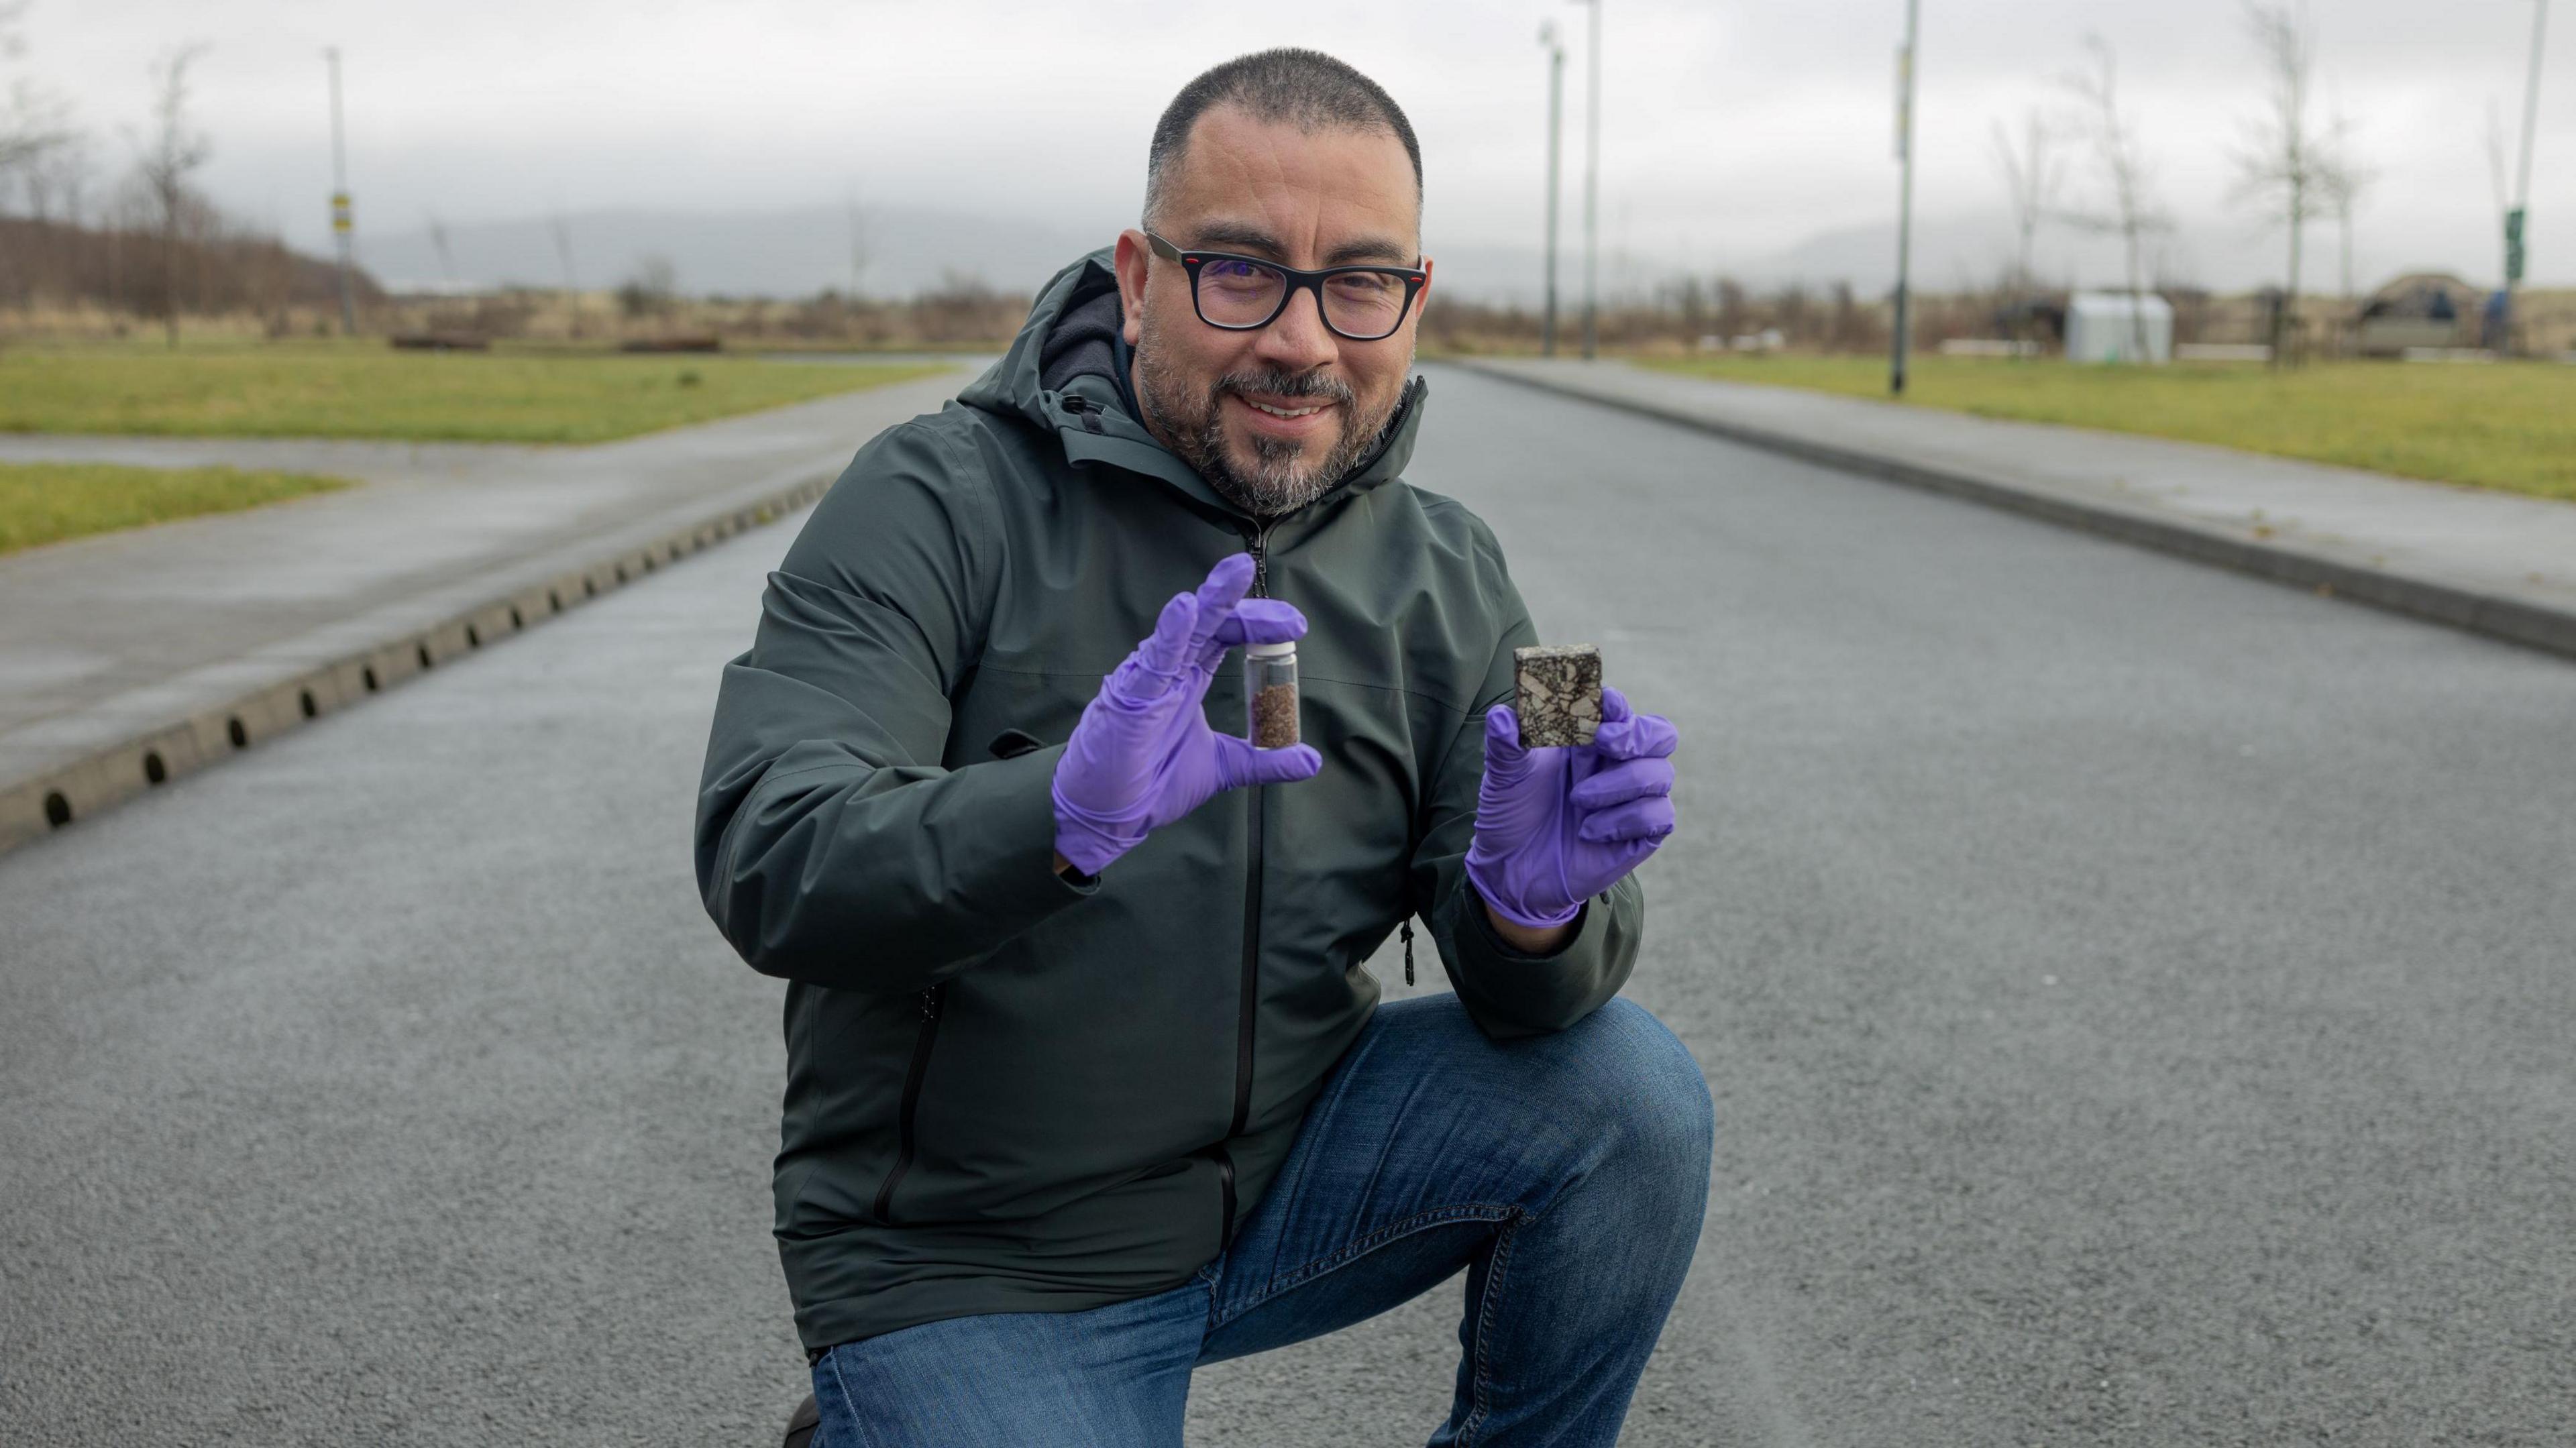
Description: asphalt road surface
xmin=5 ymin=364 xmax=2571 ymax=1446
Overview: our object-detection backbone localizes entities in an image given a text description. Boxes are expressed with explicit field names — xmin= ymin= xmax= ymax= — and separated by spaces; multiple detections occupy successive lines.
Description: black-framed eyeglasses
xmin=1146 ymin=231 xmax=1428 ymax=342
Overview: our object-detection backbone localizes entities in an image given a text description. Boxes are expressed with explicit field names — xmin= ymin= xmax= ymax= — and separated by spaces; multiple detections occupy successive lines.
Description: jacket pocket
xmin=871 ymin=983 xmax=946 ymax=1225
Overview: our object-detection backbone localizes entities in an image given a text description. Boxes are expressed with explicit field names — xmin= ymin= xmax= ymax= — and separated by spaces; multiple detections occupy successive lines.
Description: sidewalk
xmin=1456 ymin=357 xmax=2576 ymax=662
xmin=0 ymin=366 xmax=971 ymax=852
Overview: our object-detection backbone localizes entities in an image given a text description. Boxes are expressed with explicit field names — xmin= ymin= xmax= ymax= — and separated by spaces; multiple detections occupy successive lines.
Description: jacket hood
xmin=957 ymin=247 xmax=1429 ymax=523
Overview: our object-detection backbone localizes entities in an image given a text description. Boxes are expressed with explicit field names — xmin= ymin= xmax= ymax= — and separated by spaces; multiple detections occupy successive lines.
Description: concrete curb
xmin=1452 ymin=358 xmax=2576 ymax=665
xmin=0 ymin=462 xmax=836 ymax=856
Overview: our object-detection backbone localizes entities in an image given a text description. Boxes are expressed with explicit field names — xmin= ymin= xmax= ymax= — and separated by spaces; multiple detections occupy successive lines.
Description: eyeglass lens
xmin=1197 ymin=259 xmax=1410 ymax=339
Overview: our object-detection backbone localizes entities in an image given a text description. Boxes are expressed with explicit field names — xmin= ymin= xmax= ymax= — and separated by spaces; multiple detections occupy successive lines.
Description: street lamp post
xmin=1571 ymin=0 xmax=1601 ymax=360
xmin=325 ymin=48 xmax=356 ymax=336
xmin=1889 ymin=0 xmax=1920 ymax=395
xmin=1541 ymin=23 xmax=1566 ymax=357
xmin=2504 ymin=0 xmax=2550 ymax=351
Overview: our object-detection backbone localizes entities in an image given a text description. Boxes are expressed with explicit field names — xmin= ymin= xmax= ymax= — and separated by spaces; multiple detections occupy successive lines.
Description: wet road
xmin=5 ymin=364 xmax=2571 ymax=1445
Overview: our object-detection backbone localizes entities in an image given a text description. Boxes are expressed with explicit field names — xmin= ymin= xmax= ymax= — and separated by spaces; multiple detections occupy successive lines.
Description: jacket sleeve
xmin=1407 ymin=528 xmax=1643 ymax=1040
xmin=694 ymin=419 xmax=1094 ymax=991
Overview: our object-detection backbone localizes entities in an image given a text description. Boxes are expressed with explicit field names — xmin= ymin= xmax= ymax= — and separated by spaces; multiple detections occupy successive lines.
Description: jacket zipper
xmin=872 ymin=983 xmax=945 ymax=1225
xmin=1220 ymin=520 xmax=1279 ymax=1248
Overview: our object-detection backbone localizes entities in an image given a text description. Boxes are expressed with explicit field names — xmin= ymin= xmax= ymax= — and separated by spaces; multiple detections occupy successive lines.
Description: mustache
xmin=1214 ymin=370 xmax=1355 ymax=406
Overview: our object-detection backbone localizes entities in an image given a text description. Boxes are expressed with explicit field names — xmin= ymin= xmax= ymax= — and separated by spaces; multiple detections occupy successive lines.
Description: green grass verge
xmin=0 ymin=343 xmax=953 ymax=444
xmin=1640 ymin=355 xmax=2576 ymax=504
xmin=0 ymin=462 xmax=354 ymax=556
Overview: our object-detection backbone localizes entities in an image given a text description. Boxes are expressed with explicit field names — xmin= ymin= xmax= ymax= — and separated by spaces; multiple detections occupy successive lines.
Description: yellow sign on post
xmin=331 ymin=192 xmax=352 ymax=235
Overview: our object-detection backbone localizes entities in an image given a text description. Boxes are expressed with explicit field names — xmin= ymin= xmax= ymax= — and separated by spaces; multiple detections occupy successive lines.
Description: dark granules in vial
xmin=1252 ymin=683 xmax=1300 ymax=748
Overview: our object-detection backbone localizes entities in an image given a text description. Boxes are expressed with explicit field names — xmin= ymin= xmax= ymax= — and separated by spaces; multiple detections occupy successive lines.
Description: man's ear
xmin=1114 ymin=229 xmax=1150 ymax=346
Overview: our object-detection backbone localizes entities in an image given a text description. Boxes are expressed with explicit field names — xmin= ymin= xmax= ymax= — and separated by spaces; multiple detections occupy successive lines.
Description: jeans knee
xmin=1568 ymin=999 xmax=1715 ymax=1184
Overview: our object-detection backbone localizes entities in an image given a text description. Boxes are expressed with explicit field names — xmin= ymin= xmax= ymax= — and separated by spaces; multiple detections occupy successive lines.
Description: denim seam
xmin=820 ymin=1347 xmax=877 ymax=1448
xmin=1212 ymin=1202 xmax=1515 ymax=1330
xmin=1458 ymin=1209 xmax=1526 ymax=1447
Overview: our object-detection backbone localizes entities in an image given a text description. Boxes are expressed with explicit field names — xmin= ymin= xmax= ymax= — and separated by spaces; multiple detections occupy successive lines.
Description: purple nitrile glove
xmin=1464 ymin=684 xmax=1680 ymax=929
xmin=1051 ymin=553 xmax=1324 ymax=875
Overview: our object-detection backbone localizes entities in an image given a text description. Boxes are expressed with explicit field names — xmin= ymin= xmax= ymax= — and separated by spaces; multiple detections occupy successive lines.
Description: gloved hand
xmin=1464 ymin=685 xmax=1680 ymax=928
xmin=1051 ymin=553 xmax=1324 ymax=875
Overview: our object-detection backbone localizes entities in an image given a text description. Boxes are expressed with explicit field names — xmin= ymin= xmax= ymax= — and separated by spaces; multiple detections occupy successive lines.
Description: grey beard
xmin=1134 ymin=329 xmax=1401 ymax=518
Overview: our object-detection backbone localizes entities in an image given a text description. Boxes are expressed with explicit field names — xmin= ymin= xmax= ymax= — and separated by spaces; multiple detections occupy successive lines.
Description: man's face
xmin=1115 ymin=106 xmax=1432 ymax=517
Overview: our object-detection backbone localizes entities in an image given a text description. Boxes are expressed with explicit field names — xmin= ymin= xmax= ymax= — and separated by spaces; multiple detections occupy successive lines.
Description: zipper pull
xmin=1400 ymin=919 xmax=1414 ymax=986
xmin=1241 ymin=523 xmax=1275 ymax=598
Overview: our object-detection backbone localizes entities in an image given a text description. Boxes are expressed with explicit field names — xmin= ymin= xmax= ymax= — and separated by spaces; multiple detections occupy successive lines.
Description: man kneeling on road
xmin=696 ymin=48 xmax=1712 ymax=1448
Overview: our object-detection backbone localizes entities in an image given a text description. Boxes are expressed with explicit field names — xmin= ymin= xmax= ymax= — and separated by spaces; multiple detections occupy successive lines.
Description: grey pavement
xmin=4 ymin=364 xmax=2572 ymax=1445
xmin=0 ymin=368 xmax=971 ymax=848
xmin=1464 ymin=355 xmax=2576 ymax=660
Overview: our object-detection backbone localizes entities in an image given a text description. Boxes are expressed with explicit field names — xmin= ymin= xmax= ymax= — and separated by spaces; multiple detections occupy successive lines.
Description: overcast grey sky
xmin=15 ymin=0 xmax=2575 ymax=295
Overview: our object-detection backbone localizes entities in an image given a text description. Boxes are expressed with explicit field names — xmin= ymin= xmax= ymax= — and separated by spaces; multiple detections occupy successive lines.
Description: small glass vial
xmin=1244 ymin=641 xmax=1300 ymax=749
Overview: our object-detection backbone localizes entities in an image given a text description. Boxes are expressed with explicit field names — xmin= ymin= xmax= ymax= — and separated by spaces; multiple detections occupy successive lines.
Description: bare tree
xmin=18 ymin=123 xmax=83 ymax=220
xmin=0 ymin=4 xmax=95 ymax=313
xmin=1991 ymin=109 xmax=2064 ymax=299
xmin=426 ymin=213 xmax=456 ymax=285
xmin=2321 ymin=89 xmax=2374 ymax=304
xmin=1 ymin=4 xmax=78 ymax=211
xmin=2058 ymin=34 xmax=2172 ymax=359
xmin=134 ymin=42 xmax=211 ymax=347
xmin=616 ymin=254 xmax=678 ymax=321
xmin=1714 ymin=276 xmax=1748 ymax=338
xmin=3 ymin=81 xmax=73 ymax=191
xmin=2229 ymin=2 xmax=2355 ymax=365
xmin=0 ymin=0 xmax=25 ymax=146
xmin=1 ymin=5 xmax=74 ymax=310
xmin=1668 ymin=273 xmax=1707 ymax=346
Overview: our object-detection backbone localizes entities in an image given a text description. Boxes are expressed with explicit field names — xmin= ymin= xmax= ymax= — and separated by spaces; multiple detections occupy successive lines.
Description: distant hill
xmin=352 ymin=203 xmax=1866 ymax=306
xmin=358 ymin=204 xmax=1616 ymax=305
xmin=355 ymin=204 xmax=1770 ymax=304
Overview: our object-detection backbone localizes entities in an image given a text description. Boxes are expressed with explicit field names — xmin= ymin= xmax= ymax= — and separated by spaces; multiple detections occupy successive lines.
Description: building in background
xmin=2064 ymin=292 xmax=2174 ymax=364
xmin=2355 ymin=272 xmax=2483 ymax=356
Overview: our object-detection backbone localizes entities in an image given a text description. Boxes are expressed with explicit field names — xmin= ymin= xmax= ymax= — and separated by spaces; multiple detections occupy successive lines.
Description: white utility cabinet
xmin=2064 ymin=292 xmax=2174 ymax=365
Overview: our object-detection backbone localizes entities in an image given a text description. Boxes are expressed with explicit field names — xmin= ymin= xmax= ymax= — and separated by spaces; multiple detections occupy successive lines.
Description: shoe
xmin=782 ymin=1392 xmax=819 ymax=1448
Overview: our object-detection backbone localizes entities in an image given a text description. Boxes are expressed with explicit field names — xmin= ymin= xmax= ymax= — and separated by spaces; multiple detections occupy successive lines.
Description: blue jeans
xmin=808 ymin=994 xmax=1715 ymax=1447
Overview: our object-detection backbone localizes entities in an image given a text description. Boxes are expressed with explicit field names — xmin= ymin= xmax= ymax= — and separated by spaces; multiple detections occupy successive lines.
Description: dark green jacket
xmin=694 ymin=249 xmax=1644 ymax=1353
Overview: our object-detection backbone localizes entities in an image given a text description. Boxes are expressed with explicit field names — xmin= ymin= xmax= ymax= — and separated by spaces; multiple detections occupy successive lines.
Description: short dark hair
xmin=1143 ymin=49 xmax=1423 ymax=229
